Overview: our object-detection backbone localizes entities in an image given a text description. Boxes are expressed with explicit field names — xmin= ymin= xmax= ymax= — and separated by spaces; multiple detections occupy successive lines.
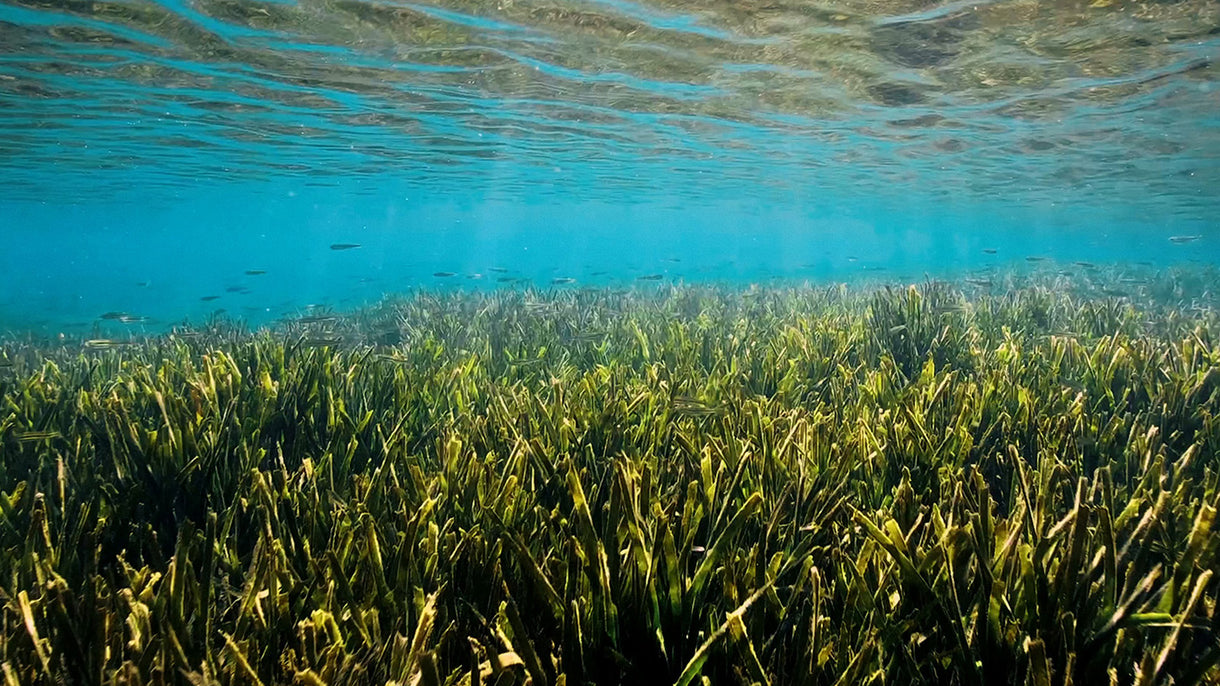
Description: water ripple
xmin=0 ymin=0 xmax=1216 ymax=214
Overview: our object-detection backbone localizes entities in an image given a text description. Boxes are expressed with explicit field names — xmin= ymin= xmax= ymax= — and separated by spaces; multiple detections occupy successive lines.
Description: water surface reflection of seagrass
xmin=0 ymin=0 xmax=1216 ymax=209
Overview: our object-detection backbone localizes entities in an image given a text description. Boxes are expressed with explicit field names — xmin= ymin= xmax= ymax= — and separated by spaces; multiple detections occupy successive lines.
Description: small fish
xmin=508 ymin=357 xmax=548 ymax=368
xmin=982 ymin=248 xmax=997 ymax=254
xmin=1169 ymin=235 xmax=1202 ymax=244
xmin=84 ymin=339 xmax=135 ymax=349
xmin=551 ymin=277 xmax=576 ymax=285
xmin=497 ymin=276 xmax=516 ymax=283
xmin=200 ymin=295 xmax=221 ymax=302
xmin=433 ymin=271 xmax=456 ymax=278
xmin=99 ymin=311 xmax=129 ymax=320
xmin=225 ymin=286 xmax=250 ymax=294
xmin=467 ymin=273 xmax=483 ymax=279
xmin=297 ymin=315 xmax=339 ymax=324
xmin=14 ymin=430 xmax=60 ymax=442
xmin=933 ymin=304 xmax=970 ymax=316
xmin=637 ymin=274 xmax=664 ymax=281
xmin=663 ymin=257 xmax=682 ymax=263
xmin=964 ymin=278 xmax=993 ymax=287
xmin=300 ymin=335 xmax=343 ymax=348
xmin=847 ymin=256 xmax=858 ymax=262
xmin=1073 ymin=261 xmax=1097 ymax=269
xmin=117 ymin=315 xmax=147 ymax=323
xmin=889 ymin=325 xmax=908 ymax=335
xmin=672 ymin=397 xmax=725 ymax=418
xmin=368 ymin=329 xmax=402 ymax=346
xmin=135 ymin=281 xmax=150 ymax=287
xmin=1134 ymin=261 xmax=1154 ymax=266
xmin=245 ymin=270 xmax=267 ymax=276
xmin=1101 ymin=288 xmax=1128 ymax=297
xmin=571 ymin=331 xmax=609 ymax=343
xmin=330 ymin=243 xmax=361 ymax=250
xmin=375 ymin=353 xmax=411 ymax=364
xmin=524 ymin=302 xmax=557 ymax=315
xmin=0 ymin=361 xmax=14 ymax=369
xmin=1025 ymin=256 xmax=1048 ymax=262
xmin=590 ymin=271 xmax=608 ymax=276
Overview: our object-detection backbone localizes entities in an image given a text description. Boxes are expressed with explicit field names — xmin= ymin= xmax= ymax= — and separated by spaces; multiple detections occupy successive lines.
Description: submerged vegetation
xmin=2 ymin=278 xmax=1220 ymax=685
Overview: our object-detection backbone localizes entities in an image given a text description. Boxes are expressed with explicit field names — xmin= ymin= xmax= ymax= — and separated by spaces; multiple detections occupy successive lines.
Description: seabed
xmin=2 ymin=267 xmax=1220 ymax=685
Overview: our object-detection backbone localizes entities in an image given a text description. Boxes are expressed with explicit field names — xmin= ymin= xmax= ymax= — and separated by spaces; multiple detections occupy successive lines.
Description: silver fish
xmin=14 ymin=430 xmax=60 ymax=442
xmin=300 ymin=336 xmax=343 ymax=348
xmin=672 ymin=397 xmax=725 ymax=418
xmin=84 ymin=339 xmax=136 ymax=349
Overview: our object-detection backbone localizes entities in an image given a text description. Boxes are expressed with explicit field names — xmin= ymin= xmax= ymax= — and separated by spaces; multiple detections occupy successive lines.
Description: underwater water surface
xmin=0 ymin=0 xmax=1218 ymax=330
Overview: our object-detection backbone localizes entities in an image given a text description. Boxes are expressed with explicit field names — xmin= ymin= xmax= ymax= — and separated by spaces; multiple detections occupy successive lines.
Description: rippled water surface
xmin=1 ymin=0 xmax=1218 ymax=330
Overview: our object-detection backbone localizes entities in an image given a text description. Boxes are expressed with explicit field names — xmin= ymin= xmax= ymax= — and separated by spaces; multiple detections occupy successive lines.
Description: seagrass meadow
xmin=3 ymin=272 xmax=1220 ymax=686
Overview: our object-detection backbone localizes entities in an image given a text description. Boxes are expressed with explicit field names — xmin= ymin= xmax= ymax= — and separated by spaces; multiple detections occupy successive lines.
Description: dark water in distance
xmin=0 ymin=0 xmax=1218 ymax=332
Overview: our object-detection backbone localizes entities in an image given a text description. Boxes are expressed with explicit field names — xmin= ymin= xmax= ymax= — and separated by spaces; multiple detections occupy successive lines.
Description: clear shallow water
xmin=1 ymin=0 xmax=1218 ymax=332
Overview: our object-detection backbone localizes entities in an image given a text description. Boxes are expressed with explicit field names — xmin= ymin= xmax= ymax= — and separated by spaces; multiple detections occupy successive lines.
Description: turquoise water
xmin=1 ymin=0 xmax=1217 ymax=333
